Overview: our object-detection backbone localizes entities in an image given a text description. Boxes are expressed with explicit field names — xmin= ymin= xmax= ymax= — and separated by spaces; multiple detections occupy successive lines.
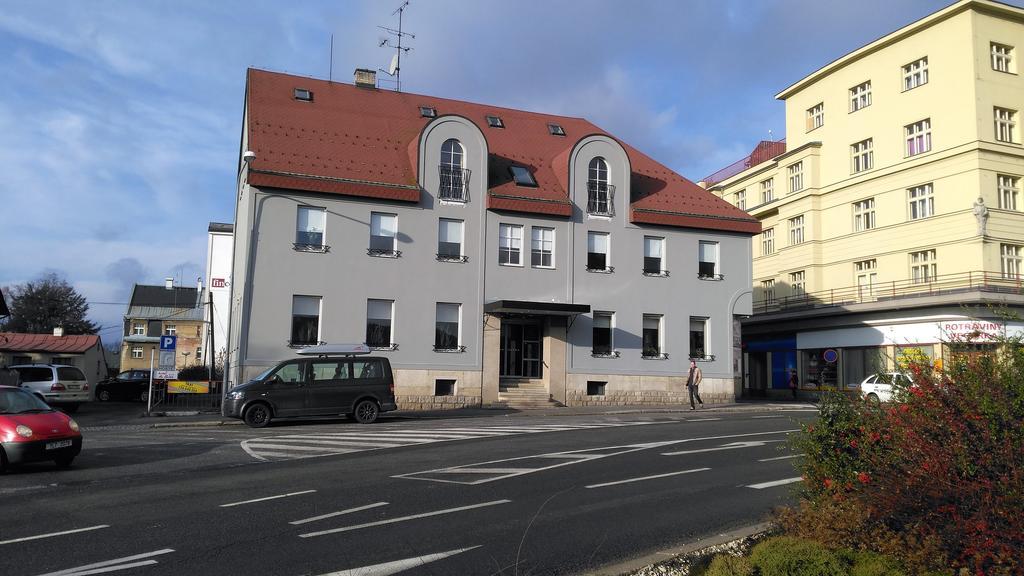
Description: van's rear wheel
xmin=353 ymin=400 xmax=379 ymax=424
xmin=244 ymin=403 xmax=272 ymax=428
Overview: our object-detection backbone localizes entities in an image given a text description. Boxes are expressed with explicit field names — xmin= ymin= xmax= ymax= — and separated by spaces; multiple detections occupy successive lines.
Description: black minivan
xmin=223 ymin=352 xmax=397 ymax=428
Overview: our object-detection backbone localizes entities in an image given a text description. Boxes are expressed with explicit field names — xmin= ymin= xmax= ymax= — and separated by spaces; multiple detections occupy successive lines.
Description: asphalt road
xmin=0 ymin=406 xmax=816 ymax=576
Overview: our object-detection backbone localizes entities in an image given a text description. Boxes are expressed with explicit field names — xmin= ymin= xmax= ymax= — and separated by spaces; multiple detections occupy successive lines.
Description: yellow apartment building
xmin=702 ymin=0 xmax=1024 ymax=395
xmin=119 ymin=280 xmax=206 ymax=372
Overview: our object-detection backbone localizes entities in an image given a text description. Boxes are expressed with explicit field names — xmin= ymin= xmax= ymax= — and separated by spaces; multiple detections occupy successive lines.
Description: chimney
xmin=354 ymin=68 xmax=377 ymax=89
xmin=197 ymin=276 xmax=203 ymax=293
xmin=53 ymin=327 xmax=64 ymax=337
xmin=165 ymin=277 xmax=174 ymax=290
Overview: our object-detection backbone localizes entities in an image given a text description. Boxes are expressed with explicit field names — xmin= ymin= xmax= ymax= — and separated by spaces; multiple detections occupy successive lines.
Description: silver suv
xmin=10 ymin=364 xmax=91 ymax=412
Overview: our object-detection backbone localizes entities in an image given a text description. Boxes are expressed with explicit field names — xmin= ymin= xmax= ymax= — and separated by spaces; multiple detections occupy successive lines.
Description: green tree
xmin=0 ymin=273 xmax=98 ymax=335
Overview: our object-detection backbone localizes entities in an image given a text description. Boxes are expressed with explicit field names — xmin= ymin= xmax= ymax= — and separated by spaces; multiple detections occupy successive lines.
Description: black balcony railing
xmin=752 ymin=270 xmax=1024 ymax=315
xmin=587 ymin=181 xmax=615 ymax=216
xmin=439 ymin=165 xmax=471 ymax=202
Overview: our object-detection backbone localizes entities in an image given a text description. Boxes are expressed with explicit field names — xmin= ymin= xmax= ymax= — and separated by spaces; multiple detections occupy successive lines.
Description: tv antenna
xmin=378 ymin=0 xmax=414 ymax=92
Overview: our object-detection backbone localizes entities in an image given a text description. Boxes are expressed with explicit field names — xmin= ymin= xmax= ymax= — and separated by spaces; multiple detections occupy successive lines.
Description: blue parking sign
xmin=160 ymin=335 xmax=177 ymax=351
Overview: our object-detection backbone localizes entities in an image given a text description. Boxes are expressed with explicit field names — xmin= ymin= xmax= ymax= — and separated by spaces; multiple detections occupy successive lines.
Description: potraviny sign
xmin=796 ymin=319 xmax=1023 ymax=349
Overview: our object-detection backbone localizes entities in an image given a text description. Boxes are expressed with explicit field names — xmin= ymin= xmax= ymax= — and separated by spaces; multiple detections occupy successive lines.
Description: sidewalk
xmin=76 ymin=399 xmax=817 ymax=431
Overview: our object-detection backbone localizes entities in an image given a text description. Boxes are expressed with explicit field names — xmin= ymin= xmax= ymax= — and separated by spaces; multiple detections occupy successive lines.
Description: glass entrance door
xmin=500 ymin=321 xmax=543 ymax=378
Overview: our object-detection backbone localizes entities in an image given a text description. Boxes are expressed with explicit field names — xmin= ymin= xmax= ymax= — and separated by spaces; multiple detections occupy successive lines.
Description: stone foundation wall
xmin=393 ymin=368 xmax=483 ymax=410
xmin=566 ymin=374 xmax=735 ymax=407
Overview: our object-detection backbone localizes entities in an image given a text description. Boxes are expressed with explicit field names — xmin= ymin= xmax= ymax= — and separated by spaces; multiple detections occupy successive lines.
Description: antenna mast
xmin=378 ymin=1 xmax=414 ymax=92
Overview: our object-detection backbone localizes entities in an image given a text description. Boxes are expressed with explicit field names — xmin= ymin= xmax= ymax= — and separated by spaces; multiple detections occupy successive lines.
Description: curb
xmin=587 ymin=522 xmax=773 ymax=576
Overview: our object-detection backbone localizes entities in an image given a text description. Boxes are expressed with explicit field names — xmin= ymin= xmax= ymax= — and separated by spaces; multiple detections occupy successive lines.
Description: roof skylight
xmin=419 ymin=106 xmax=437 ymax=118
xmin=486 ymin=115 xmax=504 ymax=128
xmin=548 ymin=123 xmax=565 ymax=136
xmin=294 ymin=88 xmax=313 ymax=102
xmin=509 ymin=165 xmax=537 ymax=187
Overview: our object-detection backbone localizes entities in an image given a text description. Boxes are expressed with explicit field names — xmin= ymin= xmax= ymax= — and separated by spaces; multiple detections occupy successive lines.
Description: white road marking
xmin=1 ymin=525 xmax=109 ymax=545
xmin=659 ymin=430 xmax=799 ymax=456
xmin=299 ymin=500 xmax=511 ymax=538
xmin=220 ymin=490 xmax=316 ymax=508
xmin=35 ymin=548 xmax=174 ymax=576
xmin=585 ymin=467 xmax=710 ymax=489
xmin=662 ymin=439 xmax=785 ymax=456
xmin=759 ymin=454 xmax=802 ymax=462
xmin=317 ymin=546 xmax=480 ymax=576
xmin=751 ymin=415 xmax=784 ymax=419
xmin=289 ymin=502 xmax=389 ymax=525
xmin=747 ymin=477 xmax=803 ymax=489
xmin=686 ymin=418 xmax=721 ymax=422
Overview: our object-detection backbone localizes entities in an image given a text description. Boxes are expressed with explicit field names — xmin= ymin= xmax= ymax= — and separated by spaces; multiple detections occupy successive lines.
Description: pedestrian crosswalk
xmin=240 ymin=421 xmax=662 ymax=461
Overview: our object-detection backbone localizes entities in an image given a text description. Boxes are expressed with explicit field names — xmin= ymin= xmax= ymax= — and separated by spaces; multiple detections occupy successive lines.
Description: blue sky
xmin=0 ymin=0 xmax=997 ymax=343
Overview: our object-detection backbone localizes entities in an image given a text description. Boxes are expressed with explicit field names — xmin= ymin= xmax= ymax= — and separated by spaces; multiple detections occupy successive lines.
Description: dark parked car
xmin=223 ymin=348 xmax=397 ymax=428
xmin=96 ymin=370 xmax=152 ymax=402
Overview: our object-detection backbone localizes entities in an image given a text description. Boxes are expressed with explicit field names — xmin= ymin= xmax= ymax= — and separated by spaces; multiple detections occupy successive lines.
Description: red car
xmin=0 ymin=385 xmax=82 ymax=472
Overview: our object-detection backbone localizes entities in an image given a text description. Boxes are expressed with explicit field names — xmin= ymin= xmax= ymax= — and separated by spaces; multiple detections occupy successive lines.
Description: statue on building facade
xmin=973 ymin=196 xmax=989 ymax=236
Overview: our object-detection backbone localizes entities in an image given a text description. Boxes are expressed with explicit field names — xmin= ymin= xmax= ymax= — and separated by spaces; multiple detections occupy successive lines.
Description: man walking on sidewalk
xmin=687 ymin=360 xmax=704 ymax=410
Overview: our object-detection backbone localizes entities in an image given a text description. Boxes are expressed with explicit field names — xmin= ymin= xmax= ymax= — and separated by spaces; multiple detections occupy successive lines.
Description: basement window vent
xmin=509 ymin=165 xmax=537 ymax=187
xmin=294 ymin=88 xmax=313 ymax=102
xmin=587 ymin=381 xmax=607 ymax=396
xmin=548 ymin=123 xmax=565 ymax=136
xmin=419 ymin=106 xmax=437 ymax=118
xmin=435 ymin=379 xmax=456 ymax=396
xmin=486 ymin=115 xmax=504 ymax=128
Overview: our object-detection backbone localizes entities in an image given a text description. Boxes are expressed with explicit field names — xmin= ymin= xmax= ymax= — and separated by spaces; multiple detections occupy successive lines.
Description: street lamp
xmin=181 ymin=351 xmax=190 ymax=367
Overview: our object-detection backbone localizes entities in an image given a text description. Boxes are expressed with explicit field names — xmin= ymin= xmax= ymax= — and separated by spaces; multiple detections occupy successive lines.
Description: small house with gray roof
xmin=121 ymin=279 xmax=205 ymax=372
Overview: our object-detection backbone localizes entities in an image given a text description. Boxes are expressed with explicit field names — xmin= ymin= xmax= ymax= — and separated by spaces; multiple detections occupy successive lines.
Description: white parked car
xmin=859 ymin=372 xmax=913 ymax=404
xmin=10 ymin=364 xmax=91 ymax=413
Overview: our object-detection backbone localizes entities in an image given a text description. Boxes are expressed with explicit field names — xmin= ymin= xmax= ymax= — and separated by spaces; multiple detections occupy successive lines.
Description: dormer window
xmin=509 ymin=165 xmax=537 ymax=187
xmin=294 ymin=88 xmax=313 ymax=102
xmin=486 ymin=115 xmax=504 ymax=128
xmin=419 ymin=106 xmax=437 ymax=118
xmin=587 ymin=157 xmax=614 ymax=216
xmin=548 ymin=123 xmax=565 ymax=136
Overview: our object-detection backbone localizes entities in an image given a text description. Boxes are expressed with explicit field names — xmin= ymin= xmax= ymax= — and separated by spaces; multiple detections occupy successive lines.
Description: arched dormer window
xmin=439 ymin=138 xmax=468 ymax=202
xmin=587 ymin=157 xmax=613 ymax=216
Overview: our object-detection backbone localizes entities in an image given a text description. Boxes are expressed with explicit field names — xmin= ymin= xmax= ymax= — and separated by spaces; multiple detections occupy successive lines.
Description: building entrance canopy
xmin=484 ymin=300 xmax=590 ymax=317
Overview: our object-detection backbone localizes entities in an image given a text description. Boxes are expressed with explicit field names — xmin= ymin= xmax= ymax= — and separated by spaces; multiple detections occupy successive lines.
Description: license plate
xmin=46 ymin=439 xmax=73 ymax=450
xmin=66 ymin=385 xmax=80 ymax=390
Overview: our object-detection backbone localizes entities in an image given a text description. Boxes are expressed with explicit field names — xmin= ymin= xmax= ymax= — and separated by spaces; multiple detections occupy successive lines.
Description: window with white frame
xmin=855 ymin=259 xmax=877 ymax=297
xmin=1001 ymin=244 xmax=1022 ymax=279
xmin=853 ymin=198 xmax=876 ymax=232
xmin=806 ymin=103 xmax=824 ymax=131
xmin=434 ymin=302 xmax=461 ymax=350
xmin=994 ymin=107 xmax=1016 ymax=143
xmin=164 ymin=324 xmax=176 ymax=336
xmin=992 ymin=42 xmax=1013 ymax=73
xmin=905 ymin=119 xmax=931 ymax=156
xmin=910 ymin=249 xmax=937 ymax=284
xmin=788 ymin=162 xmax=804 ymax=193
xmin=689 ymin=317 xmax=708 ymax=359
xmin=790 ymin=270 xmax=806 ymax=296
xmin=366 ymin=299 xmax=394 ymax=348
xmin=789 ymin=215 xmax=805 ymax=245
xmin=131 ymin=346 xmax=143 ymax=359
xmin=735 ymin=189 xmax=746 ymax=210
xmin=592 ymin=312 xmax=614 ymax=356
xmin=132 ymin=323 xmax=145 ymax=336
xmin=998 ymin=174 xmax=1019 ymax=210
xmin=908 ymin=183 xmax=934 ymax=220
xmin=698 ymin=240 xmax=719 ymax=278
xmin=439 ymin=138 xmax=467 ymax=201
xmin=369 ymin=212 xmax=398 ymax=256
xmin=531 ymin=227 xmax=554 ymax=268
xmin=851 ymin=139 xmax=873 ymax=173
xmin=850 ymin=81 xmax=872 ymax=112
xmin=296 ymin=206 xmax=326 ymax=249
xmin=761 ymin=228 xmax=775 ymax=256
xmin=761 ymin=279 xmax=776 ymax=304
xmin=498 ymin=223 xmax=523 ymax=266
xmin=902 ymin=57 xmax=928 ymax=91
xmin=641 ymin=314 xmax=663 ymax=358
xmin=195 ymin=347 xmax=202 ymax=361
xmin=760 ymin=178 xmax=774 ymax=204
xmin=643 ymin=236 xmax=665 ymax=275
xmin=291 ymin=295 xmax=321 ymax=346
xmin=587 ymin=231 xmax=610 ymax=271
xmin=437 ymin=218 xmax=464 ymax=260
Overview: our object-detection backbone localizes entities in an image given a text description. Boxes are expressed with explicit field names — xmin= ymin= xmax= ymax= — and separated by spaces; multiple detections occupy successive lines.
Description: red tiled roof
xmin=0 ymin=333 xmax=100 ymax=354
xmin=245 ymin=68 xmax=758 ymax=233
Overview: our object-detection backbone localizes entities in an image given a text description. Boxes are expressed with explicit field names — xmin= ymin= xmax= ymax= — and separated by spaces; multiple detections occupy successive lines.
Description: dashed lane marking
xmin=34 ymin=549 xmax=174 ymax=576
xmin=746 ymin=477 xmax=803 ymax=489
xmin=298 ymin=501 xmax=511 ymax=538
xmin=1 ymin=525 xmax=109 ymax=546
xmin=220 ymin=489 xmax=317 ymax=508
xmin=585 ymin=467 xmax=710 ymax=489
xmin=289 ymin=502 xmax=389 ymax=525
xmin=316 ymin=546 xmax=481 ymax=576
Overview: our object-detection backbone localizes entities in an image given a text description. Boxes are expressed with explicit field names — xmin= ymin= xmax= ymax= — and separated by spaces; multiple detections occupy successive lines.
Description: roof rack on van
xmin=296 ymin=343 xmax=372 ymax=358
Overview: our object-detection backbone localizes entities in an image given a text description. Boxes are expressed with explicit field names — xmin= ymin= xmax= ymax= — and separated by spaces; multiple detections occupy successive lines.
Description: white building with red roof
xmin=0 ymin=331 xmax=108 ymax=389
xmin=227 ymin=68 xmax=760 ymax=409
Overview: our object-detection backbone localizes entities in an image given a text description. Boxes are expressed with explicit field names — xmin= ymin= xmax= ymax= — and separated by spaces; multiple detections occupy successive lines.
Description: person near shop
xmin=686 ymin=360 xmax=704 ymax=410
xmin=788 ymin=369 xmax=799 ymax=400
